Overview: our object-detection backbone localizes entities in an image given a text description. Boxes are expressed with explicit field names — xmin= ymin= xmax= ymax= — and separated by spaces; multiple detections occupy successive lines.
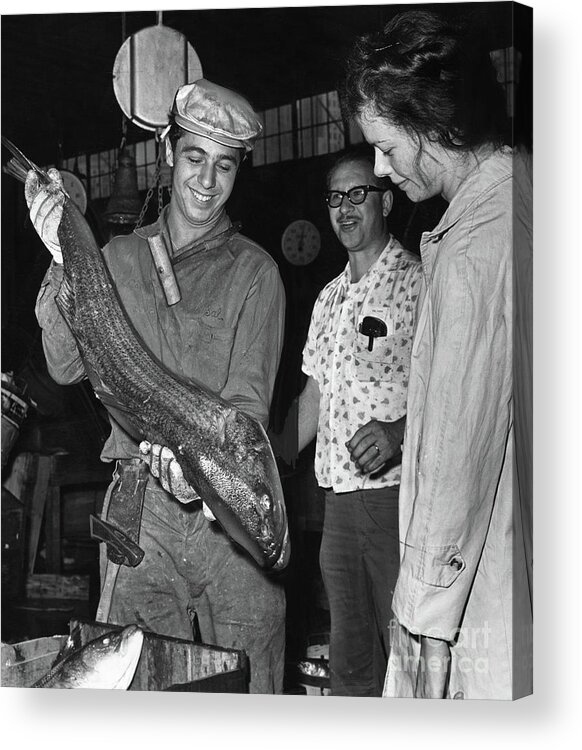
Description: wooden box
xmin=1 ymin=619 xmax=248 ymax=692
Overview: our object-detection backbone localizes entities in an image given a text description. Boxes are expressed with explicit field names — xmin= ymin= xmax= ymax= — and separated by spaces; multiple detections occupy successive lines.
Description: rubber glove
xmin=138 ymin=440 xmax=217 ymax=521
xmin=24 ymin=168 xmax=65 ymax=264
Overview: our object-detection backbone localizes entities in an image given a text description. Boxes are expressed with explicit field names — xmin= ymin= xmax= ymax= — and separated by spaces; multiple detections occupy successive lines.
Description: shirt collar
xmin=342 ymin=234 xmax=404 ymax=287
xmin=134 ymin=206 xmax=233 ymax=250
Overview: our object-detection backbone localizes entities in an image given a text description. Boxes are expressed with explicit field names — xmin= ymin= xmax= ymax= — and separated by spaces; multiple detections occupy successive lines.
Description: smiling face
xmin=357 ymin=106 xmax=454 ymax=203
xmin=327 ymin=158 xmax=390 ymax=256
xmin=165 ymin=131 xmax=242 ymax=243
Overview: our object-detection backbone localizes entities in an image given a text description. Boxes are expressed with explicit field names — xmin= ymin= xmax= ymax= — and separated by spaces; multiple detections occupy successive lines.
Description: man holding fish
xmin=27 ymin=80 xmax=287 ymax=694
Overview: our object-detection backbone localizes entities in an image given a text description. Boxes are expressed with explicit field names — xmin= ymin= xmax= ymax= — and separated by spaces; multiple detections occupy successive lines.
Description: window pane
xmin=253 ymin=138 xmax=265 ymax=167
xmin=315 ymin=125 xmax=328 ymax=155
xmin=265 ymin=135 xmax=279 ymax=164
xmin=329 ymin=121 xmax=345 ymax=153
xmin=279 ymin=104 xmax=292 ymax=132
xmin=299 ymin=98 xmax=312 ymax=128
xmin=280 ymin=133 xmax=293 ymax=161
xmin=134 ymin=142 xmax=144 ymax=168
xmin=299 ymin=129 xmax=313 ymax=158
xmin=265 ymin=108 xmax=278 ymax=133
xmin=146 ymin=139 xmax=156 ymax=165
xmin=328 ymin=91 xmax=341 ymax=119
xmin=99 ymin=150 xmax=110 ymax=177
xmin=315 ymin=94 xmax=328 ymax=124
xmin=100 ymin=173 xmax=110 ymax=199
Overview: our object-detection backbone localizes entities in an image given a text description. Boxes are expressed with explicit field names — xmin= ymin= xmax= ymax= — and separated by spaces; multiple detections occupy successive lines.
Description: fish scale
xmin=3 ymin=137 xmax=289 ymax=571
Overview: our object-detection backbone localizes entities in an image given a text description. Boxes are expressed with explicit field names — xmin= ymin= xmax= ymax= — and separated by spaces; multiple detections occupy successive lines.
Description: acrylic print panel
xmin=0 ymin=0 xmax=531 ymax=702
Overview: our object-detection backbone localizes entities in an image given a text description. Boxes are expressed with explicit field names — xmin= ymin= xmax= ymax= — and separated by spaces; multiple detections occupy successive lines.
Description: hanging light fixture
xmin=103 ymin=14 xmax=143 ymax=228
xmin=103 ymin=141 xmax=142 ymax=225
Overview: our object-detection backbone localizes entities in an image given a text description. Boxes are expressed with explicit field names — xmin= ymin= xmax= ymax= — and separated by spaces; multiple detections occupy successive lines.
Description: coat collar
xmin=423 ymin=146 xmax=513 ymax=244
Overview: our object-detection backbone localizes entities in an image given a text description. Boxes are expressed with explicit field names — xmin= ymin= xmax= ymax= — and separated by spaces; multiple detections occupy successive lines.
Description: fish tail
xmin=1 ymin=136 xmax=49 ymax=185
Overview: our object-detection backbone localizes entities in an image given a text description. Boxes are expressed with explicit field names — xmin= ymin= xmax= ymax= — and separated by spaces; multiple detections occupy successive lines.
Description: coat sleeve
xmin=392 ymin=191 xmax=513 ymax=642
xmin=34 ymin=261 xmax=86 ymax=385
xmin=219 ymin=263 xmax=286 ymax=429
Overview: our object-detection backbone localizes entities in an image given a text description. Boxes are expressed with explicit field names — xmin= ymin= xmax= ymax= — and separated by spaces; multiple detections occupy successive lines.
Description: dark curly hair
xmin=166 ymin=116 xmax=184 ymax=153
xmin=341 ymin=10 xmax=509 ymax=153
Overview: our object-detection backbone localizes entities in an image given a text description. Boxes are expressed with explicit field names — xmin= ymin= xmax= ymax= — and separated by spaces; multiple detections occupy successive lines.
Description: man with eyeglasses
xmin=276 ymin=145 xmax=421 ymax=696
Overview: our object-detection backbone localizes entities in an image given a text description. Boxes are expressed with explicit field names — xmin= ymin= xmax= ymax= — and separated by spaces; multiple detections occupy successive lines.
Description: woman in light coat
xmin=341 ymin=9 xmax=533 ymax=700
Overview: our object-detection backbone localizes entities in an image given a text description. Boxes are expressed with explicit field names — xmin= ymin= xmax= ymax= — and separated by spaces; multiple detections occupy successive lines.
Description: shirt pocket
xmin=354 ymin=332 xmax=413 ymax=386
xmin=183 ymin=317 xmax=236 ymax=394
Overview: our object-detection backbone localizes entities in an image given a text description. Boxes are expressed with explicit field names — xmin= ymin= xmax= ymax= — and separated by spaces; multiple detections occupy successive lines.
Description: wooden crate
xmin=1 ymin=635 xmax=70 ymax=688
xmin=1 ymin=619 xmax=249 ymax=692
xmin=25 ymin=573 xmax=89 ymax=600
xmin=25 ymin=574 xmax=90 ymax=600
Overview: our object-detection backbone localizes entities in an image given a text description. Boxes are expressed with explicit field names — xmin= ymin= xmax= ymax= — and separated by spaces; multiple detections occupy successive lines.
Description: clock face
xmin=281 ymin=219 xmax=320 ymax=266
xmin=60 ymin=170 xmax=87 ymax=215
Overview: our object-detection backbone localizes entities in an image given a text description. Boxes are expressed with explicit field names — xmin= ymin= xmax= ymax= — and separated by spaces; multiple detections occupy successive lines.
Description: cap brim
xmin=174 ymin=114 xmax=254 ymax=152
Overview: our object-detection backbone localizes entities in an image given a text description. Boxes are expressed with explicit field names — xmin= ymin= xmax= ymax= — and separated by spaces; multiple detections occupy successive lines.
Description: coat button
xmin=450 ymin=558 xmax=462 ymax=571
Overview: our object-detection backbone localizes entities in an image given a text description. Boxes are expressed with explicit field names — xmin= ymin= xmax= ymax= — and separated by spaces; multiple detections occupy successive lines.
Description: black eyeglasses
xmin=324 ymin=185 xmax=385 ymax=208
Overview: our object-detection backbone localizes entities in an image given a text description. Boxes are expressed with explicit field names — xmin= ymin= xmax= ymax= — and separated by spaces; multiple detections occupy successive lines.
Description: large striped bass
xmin=2 ymin=137 xmax=290 ymax=571
xmin=33 ymin=624 xmax=144 ymax=689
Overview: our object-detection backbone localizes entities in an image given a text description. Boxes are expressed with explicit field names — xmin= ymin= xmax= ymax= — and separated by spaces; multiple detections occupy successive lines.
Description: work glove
xmin=138 ymin=441 xmax=217 ymax=521
xmin=24 ymin=168 xmax=65 ymax=264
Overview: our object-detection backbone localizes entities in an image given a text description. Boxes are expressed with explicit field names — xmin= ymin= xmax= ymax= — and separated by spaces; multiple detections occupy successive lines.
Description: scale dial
xmin=60 ymin=170 xmax=87 ymax=215
xmin=281 ymin=219 xmax=320 ymax=266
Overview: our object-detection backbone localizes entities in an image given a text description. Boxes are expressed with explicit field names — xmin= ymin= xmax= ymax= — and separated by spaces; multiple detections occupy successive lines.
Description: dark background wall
xmin=0 ymin=1 xmax=531 ymax=654
xmin=1 ymin=3 xmax=517 ymax=436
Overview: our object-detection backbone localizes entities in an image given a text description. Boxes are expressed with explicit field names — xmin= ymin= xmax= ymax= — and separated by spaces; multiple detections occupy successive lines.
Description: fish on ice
xmin=33 ymin=624 xmax=144 ymax=689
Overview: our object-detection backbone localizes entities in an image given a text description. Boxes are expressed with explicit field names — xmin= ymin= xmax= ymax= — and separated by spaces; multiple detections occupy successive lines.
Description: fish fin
xmin=51 ymin=635 xmax=78 ymax=667
xmin=55 ymin=274 xmax=76 ymax=328
xmin=215 ymin=409 xmax=239 ymax=447
xmin=80 ymin=359 xmax=144 ymax=441
xmin=31 ymin=635 xmax=77 ymax=687
xmin=92 ymin=390 xmax=144 ymax=442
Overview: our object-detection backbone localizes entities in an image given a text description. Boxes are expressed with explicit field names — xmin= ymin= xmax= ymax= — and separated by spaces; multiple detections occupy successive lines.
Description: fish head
xmin=247 ymin=436 xmax=290 ymax=569
xmin=78 ymin=625 xmax=144 ymax=689
xmin=204 ymin=418 xmax=291 ymax=571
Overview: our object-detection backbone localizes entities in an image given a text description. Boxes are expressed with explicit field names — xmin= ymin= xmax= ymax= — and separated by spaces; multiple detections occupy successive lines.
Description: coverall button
xmin=453 ymin=691 xmax=464 ymax=700
xmin=450 ymin=557 xmax=462 ymax=571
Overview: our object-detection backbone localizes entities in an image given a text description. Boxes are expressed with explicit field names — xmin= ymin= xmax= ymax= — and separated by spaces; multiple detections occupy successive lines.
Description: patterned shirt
xmin=302 ymin=235 xmax=422 ymax=492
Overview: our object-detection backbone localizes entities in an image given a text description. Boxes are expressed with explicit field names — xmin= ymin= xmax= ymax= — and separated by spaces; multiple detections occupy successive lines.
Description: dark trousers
xmin=102 ymin=477 xmax=286 ymax=694
xmin=320 ymin=486 xmax=400 ymax=697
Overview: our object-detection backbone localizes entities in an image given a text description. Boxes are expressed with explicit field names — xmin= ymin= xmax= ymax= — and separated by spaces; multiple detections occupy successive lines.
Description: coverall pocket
xmin=185 ymin=318 xmax=236 ymax=393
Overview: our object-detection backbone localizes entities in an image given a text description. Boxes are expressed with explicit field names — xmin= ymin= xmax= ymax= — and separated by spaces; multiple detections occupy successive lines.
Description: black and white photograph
xmin=0 ymin=0 xmax=575 ymax=744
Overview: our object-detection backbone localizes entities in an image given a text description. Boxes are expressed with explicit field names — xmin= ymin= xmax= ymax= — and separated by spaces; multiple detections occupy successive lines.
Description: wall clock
xmin=60 ymin=170 xmax=88 ymax=215
xmin=281 ymin=219 xmax=320 ymax=266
